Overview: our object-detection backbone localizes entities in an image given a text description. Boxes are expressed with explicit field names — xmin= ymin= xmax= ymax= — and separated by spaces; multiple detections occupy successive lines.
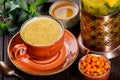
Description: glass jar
xmin=80 ymin=0 xmax=120 ymax=52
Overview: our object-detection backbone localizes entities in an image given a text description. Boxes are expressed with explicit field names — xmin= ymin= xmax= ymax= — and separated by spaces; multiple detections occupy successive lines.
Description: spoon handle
xmin=0 ymin=61 xmax=24 ymax=80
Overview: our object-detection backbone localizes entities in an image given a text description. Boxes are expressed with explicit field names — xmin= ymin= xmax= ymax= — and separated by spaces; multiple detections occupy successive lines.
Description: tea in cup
xmin=49 ymin=0 xmax=79 ymax=28
xmin=12 ymin=16 xmax=64 ymax=61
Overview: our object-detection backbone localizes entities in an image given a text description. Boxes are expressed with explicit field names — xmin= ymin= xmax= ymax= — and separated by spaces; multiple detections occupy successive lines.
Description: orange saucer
xmin=7 ymin=29 xmax=79 ymax=76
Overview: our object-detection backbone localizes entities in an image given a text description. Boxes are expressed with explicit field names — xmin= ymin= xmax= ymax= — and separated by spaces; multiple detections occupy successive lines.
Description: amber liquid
xmin=51 ymin=2 xmax=76 ymax=19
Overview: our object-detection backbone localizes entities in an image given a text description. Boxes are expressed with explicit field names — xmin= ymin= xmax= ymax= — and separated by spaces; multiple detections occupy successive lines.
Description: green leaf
xmin=29 ymin=2 xmax=37 ymax=15
xmin=8 ymin=8 xmax=20 ymax=20
xmin=6 ymin=20 xmax=12 ymax=27
xmin=105 ymin=3 xmax=110 ymax=9
xmin=0 ymin=9 xmax=3 ymax=14
xmin=0 ymin=21 xmax=9 ymax=35
xmin=109 ymin=7 xmax=119 ymax=14
xmin=0 ymin=0 xmax=45 ymax=36
xmin=8 ymin=26 xmax=19 ymax=35
xmin=0 ymin=0 xmax=5 ymax=6
xmin=33 ymin=12 xmax=40 ymax=16
xmin=4 ymin=0 xmax=11 ymax=12
xmin=15 ymin=0 xmax=28 ymax=12
xmin=28 ymin=14 xmax=32 ymax=19
xmin=35 ymin=0 xmax=48 ymax=7
xmin=18 ymin=11 xmax=28 ymax=24
xmin=0 ymin=22 xmax=7 ymax=29
xmin=8 ymin=13 xmax=14 ymax=20
xmin=8 ymin=1 xmax=20 ymax=13
xmin=0 ymin=21 xmax=10 ymax=29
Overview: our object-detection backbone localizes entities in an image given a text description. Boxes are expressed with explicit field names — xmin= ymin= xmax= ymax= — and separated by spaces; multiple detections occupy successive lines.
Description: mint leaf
xmin=18 ymin=11 xmax=28 ymax=24
xmin=4 ymin=0 xmax=11 ymax=13
xmin=8 ymin=13 xmax=14 ymax=20
xmin=28 ymin=14 xmax=33 ymax=19
xmin=109 ymin=7 xmax=119 ymax=14
xmin=35 ymin=0 xmax=48 ymax=7
xmin=8 ymin=8 xmax=20 ymax=18
xmin=0 ymin=9 xmax=3 ymax=14
xmin=15 ymin=0 xmax=28 ymax=12
xmin=8 ymin=26 xmax=19 ymax=35
xmin=105 ymin=3 xmax=110 ymax=9
xmin=8 ymin=1 xmax=20 ymax=13
xmin=0 ymin=22 xmax=7 ymax=29
xmin=29 ymin=2 xmax=37 ymax=15
xmin=0 ymin=21 xmax=9 ymax=35
xmin=33 ymin=12 xmax=40 ymax=16
xmin=0 ymin=0 xmax=5 ymax=6
xmin=0 ymin=0 xmax=45 ymax=35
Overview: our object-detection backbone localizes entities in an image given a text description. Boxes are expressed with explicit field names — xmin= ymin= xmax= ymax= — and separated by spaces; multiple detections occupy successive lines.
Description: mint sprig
xmin=0 ymin=0 xmax=48 ymax=36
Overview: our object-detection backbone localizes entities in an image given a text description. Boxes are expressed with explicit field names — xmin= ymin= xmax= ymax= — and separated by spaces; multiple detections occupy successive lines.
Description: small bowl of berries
xmin=78 ymin=53 xmax=111 ymax=80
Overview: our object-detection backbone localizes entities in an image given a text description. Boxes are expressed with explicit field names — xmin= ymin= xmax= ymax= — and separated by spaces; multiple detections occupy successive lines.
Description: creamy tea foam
xmin=21 ymin=17 xmax=63 ymax=46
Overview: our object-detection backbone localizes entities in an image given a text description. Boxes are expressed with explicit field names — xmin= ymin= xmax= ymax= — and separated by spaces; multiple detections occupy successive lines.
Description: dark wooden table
xmin=0 ymin=0 xmax=120 ymax=80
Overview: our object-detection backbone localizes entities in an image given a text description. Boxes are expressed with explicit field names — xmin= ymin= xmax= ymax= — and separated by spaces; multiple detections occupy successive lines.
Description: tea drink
xmin=80 ymin=0 xmax=120 ymax=52
xmin=49 ymin=0 xmax=79 ymax=28
xmin=17 ymin=16 xmax=64 ymax=60
xmin=51 ymin=2 xmax=76 ymax=19
xmin=21 ymin=17 xmax=63 ymax=46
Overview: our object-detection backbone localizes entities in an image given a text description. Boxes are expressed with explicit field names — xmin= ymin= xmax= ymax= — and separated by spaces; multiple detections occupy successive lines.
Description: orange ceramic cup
xmin=12 ymin=16 xmax=64 ymax=61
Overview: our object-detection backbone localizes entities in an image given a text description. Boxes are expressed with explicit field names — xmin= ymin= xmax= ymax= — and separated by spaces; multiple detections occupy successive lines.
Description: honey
xmin=51 ymin=2 xmax=76 ymax=19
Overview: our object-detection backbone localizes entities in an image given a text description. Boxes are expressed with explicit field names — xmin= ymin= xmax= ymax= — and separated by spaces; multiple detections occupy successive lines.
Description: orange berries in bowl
xmin=78 ymin=54 xmax=111 ymax=80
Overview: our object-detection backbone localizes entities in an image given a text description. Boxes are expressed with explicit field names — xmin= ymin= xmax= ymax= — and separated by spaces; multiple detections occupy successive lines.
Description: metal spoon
xmin=0 ymin=61 xmax=24 ymax=80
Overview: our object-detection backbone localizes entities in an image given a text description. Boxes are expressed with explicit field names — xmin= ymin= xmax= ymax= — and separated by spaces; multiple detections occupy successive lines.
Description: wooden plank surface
xmin=0 ymin=36 xmax=3 ymax=80
xmin=3 ymin=35 xmax=14 ymax=80
xmin=0 ymin=0 xmax=120 ymax=80
xmin=0 ymin=37 xmax=3 ymax=61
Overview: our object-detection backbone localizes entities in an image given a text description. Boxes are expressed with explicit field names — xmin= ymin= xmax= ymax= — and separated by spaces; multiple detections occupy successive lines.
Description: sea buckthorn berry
xmin=79 ymin=54 xmax=110 ymax=77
